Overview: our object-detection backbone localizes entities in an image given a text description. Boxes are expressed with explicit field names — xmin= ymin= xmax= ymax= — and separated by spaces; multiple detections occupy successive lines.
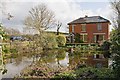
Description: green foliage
xmin=3 ymin=48 xmax=9 ymax=53
xmin=54 ymin=71 xmax=76 ymax=79
xmin=100 ymin=41 xmax=111 ymax=51
xmin=110 ymin=30 xmax=120 ymax=78
xmin=0 ymin=60 xmax=2 ymax=65
xmin=2 ymin=45 xmax=10 ymax=54
xmin=54 ymin=67 xmax=114 ymax=79
xmin=0 ymin=24 xmax=4 ymax=39
xmin=56 ymin=35 xmax=66 ymax=47
xmin=56 ymin=49 xmax=66 ymax=60
xmin=0 ymin=23 xmax=7 ymax=41
xmin=75 ymin=67 xmax=114 ymax=78
xmin=44 ymin=33 xmax=58 ymax=49
xmin=10 ymin=49 xmax=18 ymax=54
xmin=100 ymin=41 xmax=111 ymax=58
xmin=74 ymin=33 xmax=83 ymax=43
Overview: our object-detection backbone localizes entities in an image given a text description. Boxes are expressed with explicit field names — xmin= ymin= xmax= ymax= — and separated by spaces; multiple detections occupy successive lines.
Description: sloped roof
xmin=68 ymin=16 xmax=110 ymax=25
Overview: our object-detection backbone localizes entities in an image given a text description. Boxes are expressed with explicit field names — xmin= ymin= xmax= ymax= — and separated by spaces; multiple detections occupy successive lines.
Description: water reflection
xmin=69 ymin=51 xmax=108 ymax=68
xmin=2 ymin=49 xmax=109 ymax=78
xmin=36 ymin=49 xmax=68 ymax=69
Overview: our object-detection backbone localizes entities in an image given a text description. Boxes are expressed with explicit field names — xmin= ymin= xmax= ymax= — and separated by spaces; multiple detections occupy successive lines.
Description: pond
xmin=1 ymin=49 xmax=109 ymax=78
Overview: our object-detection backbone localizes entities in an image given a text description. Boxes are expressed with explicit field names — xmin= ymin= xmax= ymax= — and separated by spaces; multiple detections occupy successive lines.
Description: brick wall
xmin=69 ymin=22 xmax=109 ymax=43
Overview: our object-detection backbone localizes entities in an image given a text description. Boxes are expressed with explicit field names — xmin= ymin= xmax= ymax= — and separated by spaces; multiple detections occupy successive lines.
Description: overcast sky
xmin=0 ymin=0 xmax=113 ymax=33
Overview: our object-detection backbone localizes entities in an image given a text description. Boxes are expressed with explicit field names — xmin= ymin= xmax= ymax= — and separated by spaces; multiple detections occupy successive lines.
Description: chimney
xmin=85 ymin=15 xmax=88 ymax=17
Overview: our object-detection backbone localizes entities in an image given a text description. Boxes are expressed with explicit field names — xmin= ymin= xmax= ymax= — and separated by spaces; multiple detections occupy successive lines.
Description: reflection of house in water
xmin=69 ymin=53 xmax=108 ymax=68
xmin=85 ymin=54 xmax=108 ymax=68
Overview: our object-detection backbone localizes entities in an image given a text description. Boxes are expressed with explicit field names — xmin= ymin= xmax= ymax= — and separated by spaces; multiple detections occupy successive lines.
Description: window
xmin=84 ymin=35 xmax=87 ymax=42
xmin=80 ymin=35 xmax=83 ymax=41
xmin=94 ymin=54 xmax=100 ymax=59
xmin=96 ymin=54 xmax=100 ymax=58
xmin=72 ymin=25 xmax=75 ymax=32
xmin=99 ymin=35 xmax=104 ymax=41
xmin=94 ymin=35 xmax=104 ymax=42
xmin=94 ymin=35 xmax=97 ymax=42
xmin=80 ymin=34 xmax=87 ymax=42
xmin=81 ymin=24 xmax=86 ymax=31
xmin=97 ymin=23 xmax=102 ymax=31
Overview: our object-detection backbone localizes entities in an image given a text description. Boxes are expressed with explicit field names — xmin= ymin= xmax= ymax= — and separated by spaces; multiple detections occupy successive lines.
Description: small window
xmin=94 ymin=35 xmax=104 ymax=42
xmin=99 ymin=35 xmax=104 ymax=41
xmin=96 ymin=54 xmax=99 ymax=58
xmin=94 ymin=54 xmax=99 ymax=59
xmin=97 ymin=23 xmax=102 ymax=31
xmin=81 ymin=24 xmax=86 ymax=31
xmin=72 ymin=25 xmax=75 ymax=32
xmin=80 ymin=34 xmax=87 ymax=42
xmin=84 ymin=35 xmax=87 ymax=42
xmin=94 ymin=35 xmax=96 ymax=42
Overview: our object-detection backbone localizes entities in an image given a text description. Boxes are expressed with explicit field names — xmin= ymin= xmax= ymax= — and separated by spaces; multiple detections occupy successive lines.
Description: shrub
xmin=10 ymin=49 xmax=18 ymax=54
xmin=100 ymin=41 xmax=111 ymax=51
xmin=74 ymin=33 xmax=83 ymax=43
xmin=56 ymin=49 xmax=66 ymax=60
xmin=3 ymin=49 xmax=9 ymax=53
xmin=54 ymin=71 xmax=76 ymax=79
xmin=56 ymin=35 xmax=66 ymax=47
xmin=110 ymin=31 xmax=120 ymax=78
xmin=75 ymin=67 xmax=114 ymax=78
xmin=44 ymin=33 xmax=58 ymax=49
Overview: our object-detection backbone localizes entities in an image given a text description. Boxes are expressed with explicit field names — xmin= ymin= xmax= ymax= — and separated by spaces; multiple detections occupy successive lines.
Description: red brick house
xmin=68 ymin=16 xmax=110 ymax=43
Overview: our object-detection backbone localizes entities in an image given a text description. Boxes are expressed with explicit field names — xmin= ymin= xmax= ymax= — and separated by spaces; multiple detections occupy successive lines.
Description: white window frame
xmin=81 ymin=24 xmax=86 ymax=32
xmin=93 ymin=34 xmax=105 ymax=42
xmin=81 ymin=33 xmax=87 ymax=42
xmin=103 ymin=35 xmax=105 ymax=41
xmin=94 ymin=35 xmax=97 ymax=43
xmin=72 ymin=25 xmax=75 ymax=32
xmin=97 ymin=23 xmax=102 ymax=31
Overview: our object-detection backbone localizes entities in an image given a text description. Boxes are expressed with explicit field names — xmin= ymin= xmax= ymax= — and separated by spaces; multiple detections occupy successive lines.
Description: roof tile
xmin=68 ymin=16 xmax=110 ymax=25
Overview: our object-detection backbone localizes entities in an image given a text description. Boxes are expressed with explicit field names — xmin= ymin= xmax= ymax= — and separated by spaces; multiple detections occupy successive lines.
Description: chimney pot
xmin=85 ymin=15 xmax=88 ymax=17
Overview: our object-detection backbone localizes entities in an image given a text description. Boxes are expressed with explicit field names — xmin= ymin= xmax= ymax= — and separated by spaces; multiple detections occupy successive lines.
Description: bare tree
xmin=110 ymin=0 xmax=120 ymax=78
xmin=55 ymin=21 xmax=62 ymax=35
xmin=24 ymin=3 xmax=55 ymax=33
xmin=0 ymin=1 xmax=14 ymax=20
xmin=24 ymin=3 xmax=55 ymax=51
xmin=111 ymin=0 xmax=120 ymax=29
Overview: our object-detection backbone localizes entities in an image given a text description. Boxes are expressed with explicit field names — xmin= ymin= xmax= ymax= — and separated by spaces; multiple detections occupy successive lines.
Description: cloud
xmin=44 ymin=0 xmax=96 ymax=32
xmin=95 ymin=4 xmax=113 ymax=31
xmin=1 ymin=0 xmax=110 ymax=2
xmin=1 ymin=0 xmax=113 ymax=33
xmin=1 ymin=2 xmax=34 ymax=29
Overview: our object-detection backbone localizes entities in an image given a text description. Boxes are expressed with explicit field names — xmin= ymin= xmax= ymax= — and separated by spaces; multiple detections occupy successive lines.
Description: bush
xmin=3 ymin=49 xmax=9 ymax=53
xmin=75 ymin=67 xmax=114 ymax=78
xmin=74 ymin=33 xmax=83 ymax=43
xmin=56 ymin=49 xmax=66 ymax=60
xmin=111 ymin=31 xmax=120 ymax=78
xmin=44 ymin=33 xmax=58 ymax=49
xmin=100 ymin=41 xmax=111 ymax=51
xmin=56 ymin=35 xmax=66 ymax=47
xmin=54 ymin=71 xmax=76 ymax=79
xmin=10 ymin=49 xmax=18 ymax=54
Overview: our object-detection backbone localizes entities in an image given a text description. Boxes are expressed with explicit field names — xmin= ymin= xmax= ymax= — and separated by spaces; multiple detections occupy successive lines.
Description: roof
xmin=68 ymin=16 xmax=110 ymax=25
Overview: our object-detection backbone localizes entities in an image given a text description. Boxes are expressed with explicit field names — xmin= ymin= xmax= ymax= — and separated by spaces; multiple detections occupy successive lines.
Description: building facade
xmin=68 ymin=16 xmax=110 ymax=43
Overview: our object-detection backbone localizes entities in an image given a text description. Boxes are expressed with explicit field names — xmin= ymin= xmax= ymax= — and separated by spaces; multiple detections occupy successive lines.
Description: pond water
xmin=1 ymin=49 xmax=109 ymax=78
